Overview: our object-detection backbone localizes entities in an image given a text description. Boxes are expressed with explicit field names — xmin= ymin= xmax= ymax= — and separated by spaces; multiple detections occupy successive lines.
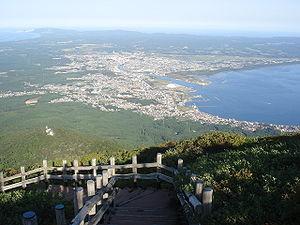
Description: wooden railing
xmin=1 ymin=153 xmax=214 ymax=225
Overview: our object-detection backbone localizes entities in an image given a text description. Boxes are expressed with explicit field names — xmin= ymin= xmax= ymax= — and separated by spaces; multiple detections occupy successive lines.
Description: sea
xmin=159 ymin=64 xmax=300 ymax=126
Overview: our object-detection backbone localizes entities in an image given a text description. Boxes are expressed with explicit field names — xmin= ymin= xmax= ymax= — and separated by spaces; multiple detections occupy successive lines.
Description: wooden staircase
xmin=103 ymin=188 xmax=184 ymax=225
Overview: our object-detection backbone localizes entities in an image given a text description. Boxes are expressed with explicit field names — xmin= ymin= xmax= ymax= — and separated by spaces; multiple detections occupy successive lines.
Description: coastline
xmin=165 ymin=63 xmax=300 ymax=131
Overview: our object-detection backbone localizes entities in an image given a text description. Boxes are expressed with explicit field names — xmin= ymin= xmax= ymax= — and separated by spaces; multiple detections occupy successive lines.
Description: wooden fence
xmin=1 ymin=153 xmax=213 ymax=225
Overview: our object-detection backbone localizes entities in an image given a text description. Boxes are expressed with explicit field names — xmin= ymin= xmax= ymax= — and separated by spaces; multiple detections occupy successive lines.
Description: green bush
xmin=0 ymin=189 xmax=73 ymax=225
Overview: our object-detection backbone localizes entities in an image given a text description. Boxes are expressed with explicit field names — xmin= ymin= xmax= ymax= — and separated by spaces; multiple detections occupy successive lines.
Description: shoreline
xmin=166 ymin=64 xmax=300 ymax=130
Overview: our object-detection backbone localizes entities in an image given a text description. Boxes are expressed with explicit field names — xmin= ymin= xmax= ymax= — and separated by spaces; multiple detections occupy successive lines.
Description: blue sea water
xmin=159 ymin=64 xmax=300 ymax=126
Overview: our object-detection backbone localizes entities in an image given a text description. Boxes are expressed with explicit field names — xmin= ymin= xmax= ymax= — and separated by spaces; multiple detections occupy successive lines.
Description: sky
xmin=0 ymin=0 xmax=300 ymax=35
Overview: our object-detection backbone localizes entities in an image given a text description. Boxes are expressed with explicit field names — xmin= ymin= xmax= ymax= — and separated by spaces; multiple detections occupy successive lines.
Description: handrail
xmin=0 ymin=161 xmax=166 ymax=192
xmin=9 ymin=153 xmax=214 ymax=225
xmin=71 ymin=177 xmax=117 ymax=225
xmin=71 ymin=172 xmax=174 ymax=225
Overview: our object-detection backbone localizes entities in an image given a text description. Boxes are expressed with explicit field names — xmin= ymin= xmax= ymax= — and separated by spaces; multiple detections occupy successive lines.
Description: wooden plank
xmin=47 ymin=174 xmax=94 ymax=180
xmin=24 ymin=168 xmax=44 ymax=176
xmin=3 ymin=182 xmax=23 ymax=191
xmin=47 ymin=162 xmax=158 ymax=172
xmin=25 ymin=175 xmax=45 ymax=185
xmin=3 ymin=168 xmax=43 ymax=183
xmin=47 ymin=166 xmax=64 ymax=171
xmin=101 ymin=162 xmax=158 ymax=170
xmin=86 ymin=189 xmax=118 ymax=225
xmin=71 ymin=178 xmax=117 ymax=225
xmin=158 ymin=174 xmax=174 ymax=184
xmin=76 ymin=174 xmax=94 ymax=180
xmin=3 ymin=173 xmax=22 ymax=182
xmin=47 ymin=166 xmax=93 ymax=172
xmin=184 ymin=191 xmax=202 ymax=214
xmin=158 ymin=164 xmax=177 ymax=174
xmin=114 ymin=173 xmax=158 ymax=180
xmin=75 ymin=166 xmax=98 ymax=171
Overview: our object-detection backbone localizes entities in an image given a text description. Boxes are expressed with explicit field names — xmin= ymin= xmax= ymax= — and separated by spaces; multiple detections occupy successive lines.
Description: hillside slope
xmin=72 ymin=132 xmax=300 ymax=224
xmin=0 ymin=132 xmax=299 ymax=225
xmin=0 ymin=127 xmax=123 ymax=170
xmin=136 ymin=132 xmax=300 ymax=225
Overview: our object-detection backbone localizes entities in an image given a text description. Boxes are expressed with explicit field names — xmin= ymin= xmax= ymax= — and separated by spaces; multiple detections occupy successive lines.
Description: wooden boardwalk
xmin=2 ymin=153 xmax=213 ymax=225
xmin=103 ymin=188 xmax=184 ymax=225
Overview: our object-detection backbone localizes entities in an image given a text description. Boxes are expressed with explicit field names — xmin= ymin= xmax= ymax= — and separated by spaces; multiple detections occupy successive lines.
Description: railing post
xmin=177 ymin=158 xmax=183 ymax=169
xmin=202 ymin=187 xmax=213 ymax=216
xmin=20 ymin=166 xmax=26 ymax=189
xmin=132 ymin=155 xmax=137 ymax=185
xmin=73 ymin=159 xmax=79 ymax=183
xmin=156 ymin=153 xmax=162 ymax=188
xmin=55 ymin=204 xmax=66 ymax=225
xmin=22 ymin=211 xmax=38 ymax=225
xmin=102 ymin=170 xmax=108 ymax=186
xmin=195 ymin=180 xmax=205 ymax=201
xmin=156 ymin=153 xmax=162 ymax=172
xmin=0 ymin=171 xmax=4 ymax=193
xmin=110 ymin=157 xmax=115 ymax=176
xmin=74 ymin=187 xmax=83 ymax=215
xmin=96 ymin=175 xmax=103 ymax=190
xmin=102 ymin=170 xmax=108 ymax=199
xmin=42 ymin=160 xmax=48 ymax=182
xmin=91 ymin=158 xmax=97 ymax=177
xmin=87 ymin=180 xmax=96 ymax=216
xmin=62 ymin=160 xmax=67 ymax=183
xmin=96 ymin=175 xmax=103 ymax=206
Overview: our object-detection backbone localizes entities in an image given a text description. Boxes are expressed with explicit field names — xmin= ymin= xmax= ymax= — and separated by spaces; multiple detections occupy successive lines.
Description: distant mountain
xmin=28 ymin=28 xmax=300 ymax=58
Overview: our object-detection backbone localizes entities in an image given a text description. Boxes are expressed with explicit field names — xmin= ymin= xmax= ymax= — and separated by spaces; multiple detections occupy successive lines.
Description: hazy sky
xmin=1 ymin=0 xmax=300 ymax=34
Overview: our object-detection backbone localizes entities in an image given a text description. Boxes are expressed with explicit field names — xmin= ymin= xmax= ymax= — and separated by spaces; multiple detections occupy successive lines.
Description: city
xmin=1 ymin=47 xmax=300 ymax=133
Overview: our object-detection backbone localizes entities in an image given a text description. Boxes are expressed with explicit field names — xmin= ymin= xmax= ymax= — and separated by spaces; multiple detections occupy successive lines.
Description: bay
xmin=162 ymin=64 xmax=300 ymax=126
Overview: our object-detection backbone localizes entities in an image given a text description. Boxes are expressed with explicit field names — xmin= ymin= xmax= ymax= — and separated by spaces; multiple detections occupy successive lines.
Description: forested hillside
xmin=1 ymin=132 xmax=300 ymax=225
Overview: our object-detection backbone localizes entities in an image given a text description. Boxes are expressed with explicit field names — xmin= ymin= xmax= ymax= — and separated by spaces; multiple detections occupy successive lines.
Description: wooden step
xmin=105 ymin=218 xmax=179 ymax=225
xmin=100 ymin=188 xmax=182 ymax=225
xmin=112 ymin=207 xmax=177 ymax=216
